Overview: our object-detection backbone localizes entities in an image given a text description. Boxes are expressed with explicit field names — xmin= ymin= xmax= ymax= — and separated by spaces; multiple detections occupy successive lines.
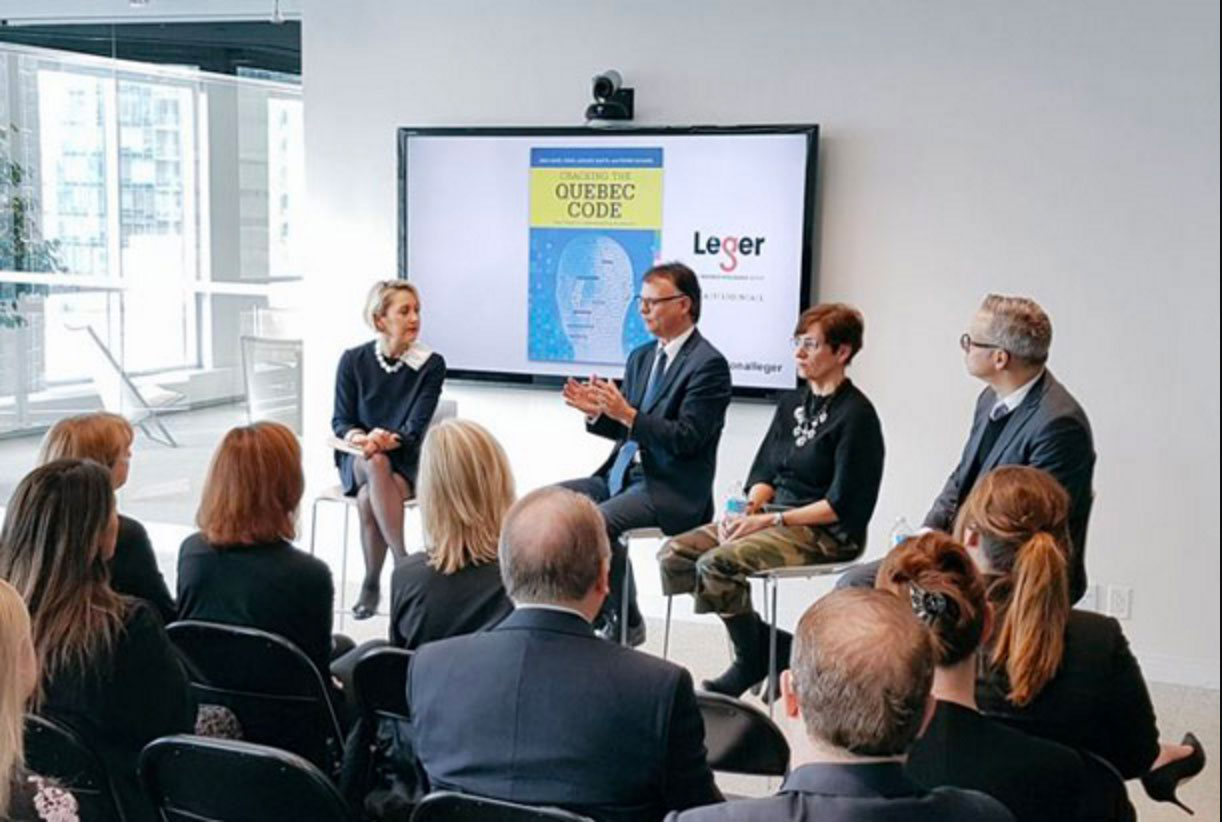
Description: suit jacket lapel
xmin=981 ymin=372 xmax=1049 ymax=473
xmin=644 ymin=329 xmax=700 ymax=414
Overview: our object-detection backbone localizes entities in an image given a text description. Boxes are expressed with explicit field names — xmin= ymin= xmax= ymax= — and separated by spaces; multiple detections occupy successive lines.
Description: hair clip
xmin=909 ymin=582 xmax=957 ymax=624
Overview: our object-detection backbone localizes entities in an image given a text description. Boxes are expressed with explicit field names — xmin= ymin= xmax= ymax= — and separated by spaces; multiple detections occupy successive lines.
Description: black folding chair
xmin=411 ymin=791 xmax=595 ymax=821
xmin=696 ymin=691 xmax=790 ymax=777
xmin=342 ymin=646 xmax=420 ymax=814
xmin=353 ymin=646 xmax=413 ymax=721
xmin=24 ymin=714 xmax=124 ymax=822
xmin=140 ymin=734 xmax=351 ymax=822
xmin=166 ymin=620 xmax=344 ymax=775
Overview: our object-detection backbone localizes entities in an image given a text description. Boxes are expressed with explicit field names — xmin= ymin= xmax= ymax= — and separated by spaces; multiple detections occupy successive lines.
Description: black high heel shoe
xmin=1141 ymin=732 xmax=1206 ymax=815
xmin=352 ymin=584 xmax=380 ymax=620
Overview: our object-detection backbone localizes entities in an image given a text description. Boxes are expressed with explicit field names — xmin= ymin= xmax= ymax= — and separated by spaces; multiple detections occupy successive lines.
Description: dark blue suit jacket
xmin=923 ymin=371 xmax=1095 ymax=601
xmin=408 ymin=607 xmax=721 ymax=822
xmin=589 ymin=328 xmax=732 ymax=535
xmin=665 ymin=762 xmax=1014 ymax=822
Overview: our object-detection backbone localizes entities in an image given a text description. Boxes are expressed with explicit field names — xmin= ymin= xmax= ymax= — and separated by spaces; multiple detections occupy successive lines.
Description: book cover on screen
xmin=528 ymin=147 xmax=663 ymax=366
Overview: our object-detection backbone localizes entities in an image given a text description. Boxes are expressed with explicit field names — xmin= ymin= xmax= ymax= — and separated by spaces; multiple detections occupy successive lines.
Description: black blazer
xmin=665 ymin=762 xmax=1014 ymax=822
xmin=389 ymin=553 xmax=512 ymax=649
xmin=976 ymin=609 xmax=1160 ymax=780
xmin=923 ymin=371 xmax=1094 ymax=602
xmin=39 ymin=601 xmax=193 ymax=822
xmin=408 ymin=607 xmax=721 ymax=822
xmin=589 ymin=328 xmax=732 ymax=535
xmin=176 ymin=533 xmax=334 ymax=676
xmin=108 ymin=514 xmax=176 ymax=624
xmin=906 ymin=700 xmax=1084 ymax=822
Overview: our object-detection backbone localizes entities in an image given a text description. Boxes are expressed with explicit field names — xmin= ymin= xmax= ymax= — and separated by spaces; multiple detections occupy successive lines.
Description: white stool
xmin=308 ymin=399 xmax=457 ymax=626
xmin=308 ymin=486 xmax=418 ymax=627
xmin=620 ymin=527 xmax=665 ymax=648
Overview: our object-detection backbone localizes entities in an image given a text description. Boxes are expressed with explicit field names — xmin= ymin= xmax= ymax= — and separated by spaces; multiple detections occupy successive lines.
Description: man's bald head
xmin=790 ymin=588 xmax=934 ymax=757
xmin=499 ymin=486 xmax=610 ymax=604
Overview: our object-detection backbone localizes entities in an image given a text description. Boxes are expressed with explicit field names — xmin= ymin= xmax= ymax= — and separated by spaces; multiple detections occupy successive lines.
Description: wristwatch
xmin=772 ymin=511 xmax=785 ymax=527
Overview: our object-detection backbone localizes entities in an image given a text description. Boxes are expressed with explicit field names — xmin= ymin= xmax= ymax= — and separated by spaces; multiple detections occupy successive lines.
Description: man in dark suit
xmin=843 ymin=294 xmax=1095 ymax=602
xmin=665 ymin=588 xmax=1014 ymax=822
xmin=408 ymin=487 xmax=722 ymax=822
xmin=561 ymin=262 xmax=732 ymax=644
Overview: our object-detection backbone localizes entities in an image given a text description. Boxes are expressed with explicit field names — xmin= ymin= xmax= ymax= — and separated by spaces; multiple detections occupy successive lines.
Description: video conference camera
xmin=585 ymin=70 xmax=634 ymax=125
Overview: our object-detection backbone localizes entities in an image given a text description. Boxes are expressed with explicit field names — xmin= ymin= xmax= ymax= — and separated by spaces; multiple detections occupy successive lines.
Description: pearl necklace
xmin=375 ymin=349 xmax=407 ymax=374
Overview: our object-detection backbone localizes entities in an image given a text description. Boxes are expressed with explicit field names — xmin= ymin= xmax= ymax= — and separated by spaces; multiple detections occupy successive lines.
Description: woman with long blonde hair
xmin=388 ymin=418 xmax=514 ymax=649
xmin=961 ymin=465 xmax=1204 ymax=811
xmin=38 ymin=412 xmax=175 ymax=623
xmin=0 ymin=460 xmax=190 ymax=822
xmin=177 ymin=421 xmax=337 ymax=677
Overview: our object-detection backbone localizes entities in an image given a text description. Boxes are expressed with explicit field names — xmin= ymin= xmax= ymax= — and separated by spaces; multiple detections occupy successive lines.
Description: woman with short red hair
xmin=177 ymin=421 xmax=335 ymax=677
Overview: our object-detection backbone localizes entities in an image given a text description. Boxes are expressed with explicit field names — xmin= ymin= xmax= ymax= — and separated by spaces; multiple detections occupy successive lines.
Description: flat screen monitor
xmin=398 ymin=125 xmax=818 ymax=395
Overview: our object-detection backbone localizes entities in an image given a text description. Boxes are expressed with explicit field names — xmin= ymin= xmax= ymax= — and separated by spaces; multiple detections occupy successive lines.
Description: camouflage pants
xmin=658 ymin=522 xmax=859 ymax=615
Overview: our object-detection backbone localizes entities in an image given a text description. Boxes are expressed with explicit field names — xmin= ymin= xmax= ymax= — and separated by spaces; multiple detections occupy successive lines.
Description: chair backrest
xmin=140 ymin=734 xmax=350 ymax=822
xmin=411 ymin=791 xmax=595 ymax=821
xmin=23 ymin=713 xmax=124 ymax=822
xmin=240 ymin=335 xmax=304 ymax=433
xmin=432 ymin=398 xmax=457 ymax=424
xmin=165 ymin=620 xmax=343 ymax=774
xmin=352 ymin=646 xmax=413 ymax=721
xmin=696 ymin=691 xmax=790 ymax=777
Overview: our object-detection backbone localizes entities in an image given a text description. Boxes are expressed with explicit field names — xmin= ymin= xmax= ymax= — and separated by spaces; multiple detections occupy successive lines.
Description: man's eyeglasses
xmin=791 ymin=336 xmax=823 ymax=353
xmin=634 ymin=294 xmax=686 ymax=311
xmin=959 ymin=333 xmax=1004 ymax=353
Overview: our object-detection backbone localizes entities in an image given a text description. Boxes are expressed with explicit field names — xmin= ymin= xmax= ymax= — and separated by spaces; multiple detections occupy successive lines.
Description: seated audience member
xmin=960 ymin=466 xmax=1204 ymax=809
xmin=1 ymin=579 xmax=80 ymax=822
xmin=877 ymin=532 xmax=1085 ymax=822
xmin=177 ymin=422 xmax=337 ymax=678
xmin=408 ymin=487 xmax=721 ymax=822
xmin=0 ymin=460 xmax=192 ymax=822
xmin=390 ymin=418 xmax=514 ymax=649
xmin=658 ymin=304 xmax=884 ymax=697
xmin=37 ymin=412 xmax=175 ymax=623
xmin=667 ymin=588 xmax=1014 ymax=821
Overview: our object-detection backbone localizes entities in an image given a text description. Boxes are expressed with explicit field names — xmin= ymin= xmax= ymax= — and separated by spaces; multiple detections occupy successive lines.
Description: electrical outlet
xmin=1107 ymin=585 xmax=1132 ymax=620
xmin=1078 ymin=584 xmax=1100 ymax=613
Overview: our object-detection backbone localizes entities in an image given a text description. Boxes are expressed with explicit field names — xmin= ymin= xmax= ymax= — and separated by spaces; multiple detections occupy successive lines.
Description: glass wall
xmin=0 ymin=42 xmax=303 ymax=435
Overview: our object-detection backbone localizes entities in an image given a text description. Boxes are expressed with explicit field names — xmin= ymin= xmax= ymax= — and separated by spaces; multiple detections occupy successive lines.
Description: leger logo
xmin=693 ymin=231 xmax=765 ymax=273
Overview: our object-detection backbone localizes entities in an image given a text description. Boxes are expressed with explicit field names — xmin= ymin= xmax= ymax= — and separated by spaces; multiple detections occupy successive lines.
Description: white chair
xmin=67 ymin=323 xmax=184 ymax=446
xmin=308 ymin=399 xmax=457 ymax=623
xmin=240 ymin=335 xmax=303 ymax=433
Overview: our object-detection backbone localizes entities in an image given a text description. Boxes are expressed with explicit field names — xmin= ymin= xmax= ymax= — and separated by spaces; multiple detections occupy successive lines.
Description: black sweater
xmin=744 ymin=380 xmax=885 ymax=547
xmin=176 ymin=533 xmax=334 ymax=676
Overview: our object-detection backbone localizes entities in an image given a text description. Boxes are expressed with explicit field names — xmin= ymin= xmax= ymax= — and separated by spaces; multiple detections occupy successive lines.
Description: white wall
xmin=299 ymin=0 xmax=1220 ymax=686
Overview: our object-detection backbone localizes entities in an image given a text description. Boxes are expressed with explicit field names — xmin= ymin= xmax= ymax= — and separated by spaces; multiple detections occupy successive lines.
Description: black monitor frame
xmin=396 ymin=124 xmax=819 ymax=400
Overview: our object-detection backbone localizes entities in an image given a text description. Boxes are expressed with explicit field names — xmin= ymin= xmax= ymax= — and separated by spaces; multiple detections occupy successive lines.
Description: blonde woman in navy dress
xmin=332 ymin=280 xmax=445 ymax=619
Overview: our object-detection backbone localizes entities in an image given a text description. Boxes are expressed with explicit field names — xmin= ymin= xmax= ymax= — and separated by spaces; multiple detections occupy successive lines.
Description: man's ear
xmin=781 ymin=670 xmax=801 ymax=720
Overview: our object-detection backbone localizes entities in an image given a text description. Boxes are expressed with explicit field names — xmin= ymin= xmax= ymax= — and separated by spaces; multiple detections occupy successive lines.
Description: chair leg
xmin=338 ymin=504 xmax=350 ymax=632
xmin=662 ymin=595 xmax=673 ymax=660
xmin=621 ymin=556 xmax=633 ymax=646
xmin=151 ymin=412 xmax=178 ymax=447
xmin=767 ymin=578 xmax=779 ymax=719
xmin=309 ymin=499 xmax=322 ymax=556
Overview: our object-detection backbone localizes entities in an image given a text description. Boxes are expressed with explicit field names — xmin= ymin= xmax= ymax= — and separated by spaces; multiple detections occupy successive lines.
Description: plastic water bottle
xmin=721 ymin=483 xmax=748 ymax=520
xmin=891 ymin=516 xmax=914 ymax=547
